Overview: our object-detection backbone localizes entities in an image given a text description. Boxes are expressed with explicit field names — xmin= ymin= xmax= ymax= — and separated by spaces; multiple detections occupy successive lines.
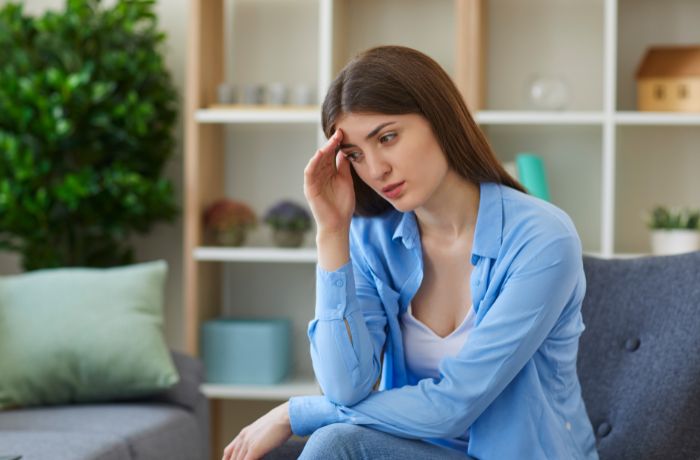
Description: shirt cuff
xmin=315 ymin=259 xmax=356 ymax=320
xmin=288 ymin=395 xmax=340 ymax=436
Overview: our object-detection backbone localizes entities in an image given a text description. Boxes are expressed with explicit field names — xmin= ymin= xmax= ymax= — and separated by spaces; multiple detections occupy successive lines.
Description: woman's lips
xmin=383 ymin=181 xmax=405 ymax=199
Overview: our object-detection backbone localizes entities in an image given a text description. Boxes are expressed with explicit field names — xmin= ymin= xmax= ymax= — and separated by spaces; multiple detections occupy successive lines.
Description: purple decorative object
xmin=263 ymin=200 xmax=311 ymax=232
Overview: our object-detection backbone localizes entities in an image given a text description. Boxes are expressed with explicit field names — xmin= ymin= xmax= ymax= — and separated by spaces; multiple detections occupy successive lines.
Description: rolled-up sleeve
xmin=300 ymin=226 xmax=388 ymax=415
xmin=290 ymin=235 xmax=583 ymax=439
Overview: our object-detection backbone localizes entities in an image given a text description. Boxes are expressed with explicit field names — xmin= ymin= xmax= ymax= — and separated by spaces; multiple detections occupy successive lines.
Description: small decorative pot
xmin=272 ymin=229 xmax=305 ymax=248
xmin=216 ymin=227 xmax=248 ymax=247
xmin=650 ymin=229 xmax=700 ymax=255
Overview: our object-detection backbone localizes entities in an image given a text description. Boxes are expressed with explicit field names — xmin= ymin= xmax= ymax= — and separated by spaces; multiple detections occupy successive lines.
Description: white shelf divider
xmin=600 ymin=0 xmax=618 ymax=258
xmin=195 ymin=106 xmax=320 ymax=124
xmin=194 ymin=246 xmax=318 ymax=263
xmin=474 ymin=110 xmax=605 ymax=125
xmin=196 ymin=247 xmax=646 ymax=263
xmin=615 ymin=111 xmax=700 ymax=125
xmin=201 ymin=375 xmax=320 ymax=400
xmin=583 ymin=251 xmax=648 ymax=259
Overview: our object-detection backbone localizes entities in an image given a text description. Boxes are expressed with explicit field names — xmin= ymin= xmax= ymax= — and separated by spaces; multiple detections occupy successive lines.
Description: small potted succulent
xmin=645 ymin=205 xmax=700 ymax=255
xmin=203 ymin=198 xmax=258 ymax=247
xmin=263 ymin=200 xmax=312 ymax=248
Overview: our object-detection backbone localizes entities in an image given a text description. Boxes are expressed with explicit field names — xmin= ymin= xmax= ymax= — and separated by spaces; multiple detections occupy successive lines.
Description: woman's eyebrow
xmin=338 ymin=121 xmax=396 ymax=149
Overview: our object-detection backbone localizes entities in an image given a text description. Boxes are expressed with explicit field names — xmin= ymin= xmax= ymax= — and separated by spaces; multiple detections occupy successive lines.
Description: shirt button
xmin=596 ymin=422 xmax=612 ymax=438
xmin=335 ymin=279 xmax=344 ymax=287
xmin=565 ymin=421 xmax=572 ymax=431
xmin=624 ymin=338 xmax=640 ymax=352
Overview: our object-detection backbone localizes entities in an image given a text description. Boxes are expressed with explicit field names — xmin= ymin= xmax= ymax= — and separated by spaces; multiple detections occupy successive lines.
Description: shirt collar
xmin=392 ymin=209 xmax=419 ymax=249
xmin=391 ymin=181 xmax=503 ymax=260
xmin=472 ymin=181 xmax=503 ymax=261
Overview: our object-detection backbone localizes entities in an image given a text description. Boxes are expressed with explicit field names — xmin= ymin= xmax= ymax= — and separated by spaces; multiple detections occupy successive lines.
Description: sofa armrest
xmin=142 ymin=349 xmax=206 ymax=412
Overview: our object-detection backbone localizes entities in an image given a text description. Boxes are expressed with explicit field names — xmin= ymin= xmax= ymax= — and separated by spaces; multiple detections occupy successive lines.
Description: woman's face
xmin=334 ymin=112 xmax=450 ymax=212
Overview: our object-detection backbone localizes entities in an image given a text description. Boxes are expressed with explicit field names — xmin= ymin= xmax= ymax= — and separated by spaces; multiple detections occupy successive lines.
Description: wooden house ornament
xmin=636 ymin=45 xmax=700 ymax=112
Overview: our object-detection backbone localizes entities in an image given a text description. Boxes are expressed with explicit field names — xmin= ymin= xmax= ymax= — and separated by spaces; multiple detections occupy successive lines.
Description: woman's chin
xmin=386 ymin=196 xmax=418 ymax=213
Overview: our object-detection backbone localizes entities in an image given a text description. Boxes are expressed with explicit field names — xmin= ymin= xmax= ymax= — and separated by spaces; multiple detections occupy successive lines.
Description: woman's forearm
xmin=316 ymin=229 xmax=355 ymax=342
xmin=309 ymin=227 xmax=386 ymax=406
xmin=316 ymin=228 xmax=350 ymax=272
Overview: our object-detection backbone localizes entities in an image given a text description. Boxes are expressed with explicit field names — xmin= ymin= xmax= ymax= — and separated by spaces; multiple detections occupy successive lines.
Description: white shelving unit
xmin=194 ymin=247 xmax=318 ymax=263
xmin=185 ymin=0 xmax=700 ymax=454
xmin=201 ymin=375 xmax=320 ymax=401
xmin=195 ymin=105 xmax=320 ymax=124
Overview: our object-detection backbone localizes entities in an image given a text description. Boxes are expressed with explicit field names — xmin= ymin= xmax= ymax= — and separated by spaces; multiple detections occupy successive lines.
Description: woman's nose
xmin=366 ymin=153 xmax=391 ymax=181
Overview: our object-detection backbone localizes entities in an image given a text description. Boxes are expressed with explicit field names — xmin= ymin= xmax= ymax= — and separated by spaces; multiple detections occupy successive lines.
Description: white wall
xmin=0 ymin=0 xmax=189 ymax=351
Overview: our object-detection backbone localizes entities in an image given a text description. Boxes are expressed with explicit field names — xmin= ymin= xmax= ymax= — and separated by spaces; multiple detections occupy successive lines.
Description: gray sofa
xmin=268 ymin=251 xmax=700 ymax=459
xmin=0 ymin=350 xmax=210 ymax=460
xmin=578 ymin=251 xmax=700 ymax=459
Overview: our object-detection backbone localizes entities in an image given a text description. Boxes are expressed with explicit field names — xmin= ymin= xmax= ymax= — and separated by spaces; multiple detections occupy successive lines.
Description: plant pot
xmin=216 ymin=227 xmax=248 ymax=247
xmin=650 ymin=229 xmax=700 ymax=255
xmin=272 ymin=229 xmax=305 ymax=248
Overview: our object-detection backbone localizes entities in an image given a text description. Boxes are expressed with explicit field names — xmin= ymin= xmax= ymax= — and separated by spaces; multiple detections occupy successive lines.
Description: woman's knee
xmin=298 ymin=423 xmax=367 ymax=460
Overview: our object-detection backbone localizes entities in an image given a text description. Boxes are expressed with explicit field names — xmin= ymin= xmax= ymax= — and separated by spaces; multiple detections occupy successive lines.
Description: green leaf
xmin=0 ymin=0 xmax=179 ymax=269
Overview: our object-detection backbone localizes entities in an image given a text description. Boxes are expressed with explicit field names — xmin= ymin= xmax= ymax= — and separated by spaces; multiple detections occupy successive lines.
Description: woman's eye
xmin=379 ymin=132 xmax=396 ymax=144
xmin=344 ymin=151 xmax=362 ymax=162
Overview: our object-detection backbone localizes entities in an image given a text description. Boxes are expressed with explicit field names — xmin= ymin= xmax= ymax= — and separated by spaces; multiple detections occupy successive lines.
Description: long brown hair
xmin=321 ymin=45 xmax=528 ymax=217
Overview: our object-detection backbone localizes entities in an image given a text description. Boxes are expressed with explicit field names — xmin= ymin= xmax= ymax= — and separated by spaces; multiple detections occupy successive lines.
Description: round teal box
xmin=201 ymin=317 xmax=291 ymax=384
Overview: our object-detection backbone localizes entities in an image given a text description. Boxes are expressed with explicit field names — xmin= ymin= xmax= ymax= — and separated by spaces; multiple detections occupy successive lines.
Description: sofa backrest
xmin=578 ymin=252 xmax=700 ymax=460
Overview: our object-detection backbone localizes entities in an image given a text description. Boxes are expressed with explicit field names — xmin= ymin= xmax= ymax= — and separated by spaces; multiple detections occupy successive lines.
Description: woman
xmin=223 ymin=45 xmax=599 ymax=460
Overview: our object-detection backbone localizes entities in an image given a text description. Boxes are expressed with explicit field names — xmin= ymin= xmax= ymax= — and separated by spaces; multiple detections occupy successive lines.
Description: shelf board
xmin=196 ymin=104 xmax=320 ymax=123
xmin=475 ymin=110 xmax=605 ymax=125
xmin=201 ymin=375 xmax=320 ymax=400
xmin=615 ymin=111 xmax=700 ymax=125
xmin=194 ymin=247 xmax=651 ymax=263
xmin=583 ymin=251 xmax=649 ymax=259
xmin=194 ymin=109 xmax=700 ymax=127
xmin=195 ymin=246 xmax=317 ymax=263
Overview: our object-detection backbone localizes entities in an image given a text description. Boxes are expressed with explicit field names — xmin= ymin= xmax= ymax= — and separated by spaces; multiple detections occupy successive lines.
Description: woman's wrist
xmin=316 ymin=228 xmax=350 ymax=272
xmin=316 ymin=226 xmax=350 ymax=242
xmin=281 ymin=401 xmax=291 ymax=425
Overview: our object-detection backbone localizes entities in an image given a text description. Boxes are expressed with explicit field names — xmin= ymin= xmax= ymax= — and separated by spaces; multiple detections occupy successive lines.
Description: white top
xmin=400 ymin=303 xmax=476 ymax=380
xmin=400 ymin=302 xmax=476 ymax=451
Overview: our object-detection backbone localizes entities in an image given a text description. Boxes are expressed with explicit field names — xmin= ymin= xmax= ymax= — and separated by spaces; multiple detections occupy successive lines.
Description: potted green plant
xmin=645 ymin=205 xmax=700 ymax=255
xmin=0 ymin=0 xmax=179 ymax=270
xmin=203 ymin=198 xmax=257 ymax=247
xmin=263 ymin=200 xmax=312 ymax=248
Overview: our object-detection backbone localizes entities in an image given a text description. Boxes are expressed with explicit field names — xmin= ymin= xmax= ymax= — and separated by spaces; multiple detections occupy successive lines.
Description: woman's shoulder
xmin=499 ymin=183 xmax=580 ymax=243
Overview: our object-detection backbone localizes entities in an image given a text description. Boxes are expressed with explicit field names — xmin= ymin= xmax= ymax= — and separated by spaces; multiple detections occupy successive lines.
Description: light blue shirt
xmin=289 ymin=182 xmax=599 ymax=460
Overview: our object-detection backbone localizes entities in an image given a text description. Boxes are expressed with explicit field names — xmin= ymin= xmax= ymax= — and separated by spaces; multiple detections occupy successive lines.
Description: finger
xmin=232 ymin=439 xmax=243 ymax=460
xmin=306 ymin=146 xmax=337 ymax=186
xmin=222 ymin=442 xmax=233 ymax=460
xmin=336 ymin=149 xmax=352 ymax=179
xmin=320 ymin=128 xmax=343 ymax=156
xmin=306 ymin=131 xmax=339 ymax=176
xmin=335 ymin=149 xmax=344 ymax=172
xmin=319 ymin=131 xmax=344 ymax=172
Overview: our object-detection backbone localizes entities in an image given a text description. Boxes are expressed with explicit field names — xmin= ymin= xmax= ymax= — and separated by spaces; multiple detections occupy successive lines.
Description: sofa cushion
xmin=0 ymin=431 xmax=130 ymax=460
xmin=130 ymin=350 xmax=206 ymax=412
xmin=0 ymin=403 xmax=205 ymax=460
xmin=578 ymin=252 xmax=700 ymax=460
xmin=0 ymin=260 xmax=178 ymax=410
